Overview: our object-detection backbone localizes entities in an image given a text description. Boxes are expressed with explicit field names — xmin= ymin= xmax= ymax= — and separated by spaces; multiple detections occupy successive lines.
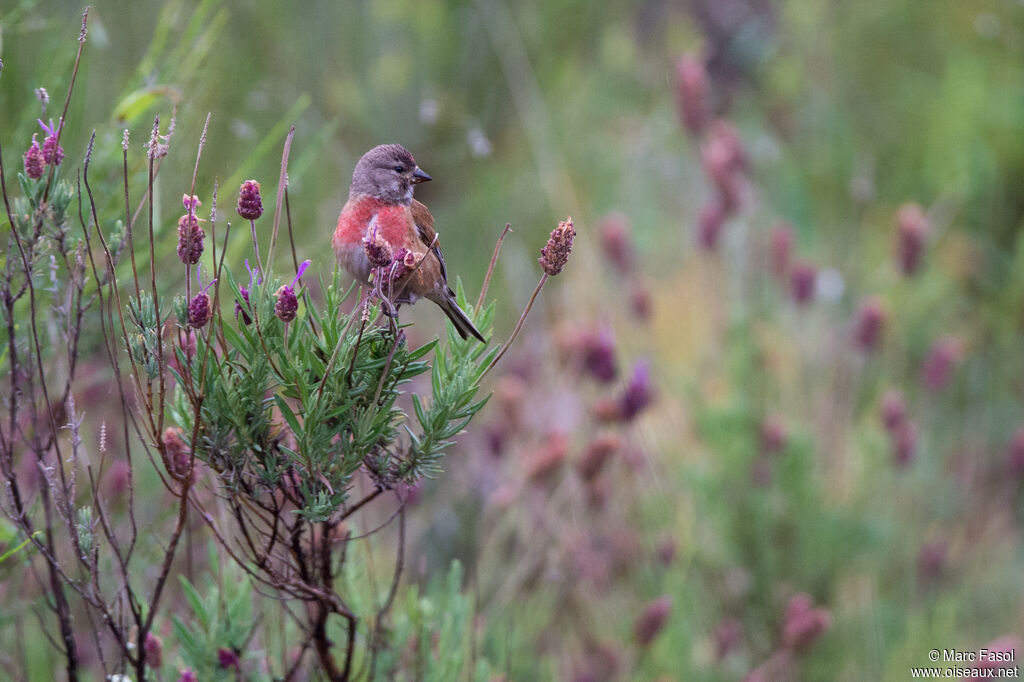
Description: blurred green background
xmin=2 ymin=0 xmax=1024 ymax=679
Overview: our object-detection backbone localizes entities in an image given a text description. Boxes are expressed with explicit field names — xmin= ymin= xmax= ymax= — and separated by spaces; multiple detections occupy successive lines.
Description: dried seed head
xmin=363 ymin=227 xmax=393 ymax=268
xmin=23 ymin=135 xmax=45 ymax=179
xmin=237 ymin=179 xmax=264 ymax=220
xmin=634 ymin=596 xmax=673 ymax=647
xmin=177 ymin=214 xmax=205 ymax=265
xmin=676 ymin=53 xmax=709 ymax=136
xmin=539 ymin=216 xmax=575 ymax=276
xmin=35 ymin=87 xmax=50 ymax=110
xmin=162 ymin=427 xmax=192 ymax=479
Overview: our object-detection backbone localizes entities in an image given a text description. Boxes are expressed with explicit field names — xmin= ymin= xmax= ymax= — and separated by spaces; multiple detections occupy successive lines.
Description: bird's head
xmin=349 ymin=144 xmax=431 ymax=205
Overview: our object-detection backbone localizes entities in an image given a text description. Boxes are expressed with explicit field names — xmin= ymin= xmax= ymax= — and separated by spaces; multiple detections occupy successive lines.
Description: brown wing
xmin=411 ymin=199 xmax=448 ymax=284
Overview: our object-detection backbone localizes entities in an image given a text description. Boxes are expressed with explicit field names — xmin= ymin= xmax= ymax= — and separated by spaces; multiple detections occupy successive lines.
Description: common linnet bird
xmin=333 ymin=144 xmax=486 ymax=342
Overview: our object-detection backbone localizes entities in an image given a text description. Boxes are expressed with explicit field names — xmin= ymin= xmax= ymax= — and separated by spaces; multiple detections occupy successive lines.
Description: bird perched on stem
xmin=333 ymin=144 xmax=486 ymax=342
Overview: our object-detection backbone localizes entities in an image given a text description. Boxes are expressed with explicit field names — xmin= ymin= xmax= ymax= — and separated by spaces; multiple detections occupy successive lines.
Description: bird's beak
xmin=412 ymin=167 xmax=432 ymax=184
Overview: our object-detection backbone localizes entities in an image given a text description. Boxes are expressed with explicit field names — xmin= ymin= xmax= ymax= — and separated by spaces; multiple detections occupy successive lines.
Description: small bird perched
xmin=333 ymin=144 xmax=485 ymax=342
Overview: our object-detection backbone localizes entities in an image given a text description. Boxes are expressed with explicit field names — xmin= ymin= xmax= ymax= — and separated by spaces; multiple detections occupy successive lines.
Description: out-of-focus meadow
xmin=2 ymin=0 xmax=1024 ymax=679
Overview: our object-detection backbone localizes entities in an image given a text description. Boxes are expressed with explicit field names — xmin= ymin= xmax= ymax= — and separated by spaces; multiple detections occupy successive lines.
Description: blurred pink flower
xmin=634 ymin=595 xmax=673 ymax=647
xmin=676 ymin=53 xmax=709 ymax=136
xmin=769 ymin=223 xmax=793 ymax=279
xmin=781 ymin=593 xmax=831 ymax=653
xmin=896 ymin=202 xmax=929 ymax=276
xmin=789 ymin=261 xmax=817 ymax=306
xmin=921 ymin=336 xmax=962 ymax=392
xmin=853 ymin=296 xmax=886 ymax=352
xmin=597 ymin=212 xmax=634 ymax=276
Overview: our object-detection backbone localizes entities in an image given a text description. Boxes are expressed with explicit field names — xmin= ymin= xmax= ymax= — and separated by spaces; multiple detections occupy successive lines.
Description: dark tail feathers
xmin=436 ymin=290 xmax=486 ymax=343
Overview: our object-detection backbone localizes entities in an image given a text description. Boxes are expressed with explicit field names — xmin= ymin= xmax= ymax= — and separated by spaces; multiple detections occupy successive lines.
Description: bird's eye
xmin=393 ymin=165 xmax=405 ymax=173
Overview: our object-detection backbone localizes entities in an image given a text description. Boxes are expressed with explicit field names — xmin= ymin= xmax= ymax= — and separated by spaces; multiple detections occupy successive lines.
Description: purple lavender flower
xmin=37 ymin=118 xmax=64 ymax=165
xmin=23 ymin=135 xmax=45 ymax=179
xmin=217 ymin=647 xmax=240 ymax=669
xmin=274 ymin=260 xmax=310 ymax=323
xmin=188 ymin=265 xmax=216 ymax=329
xmin=177 ymin=194 xmax=205 ymax=265
xmin=237 ymin=179 xmax=263 ymax=220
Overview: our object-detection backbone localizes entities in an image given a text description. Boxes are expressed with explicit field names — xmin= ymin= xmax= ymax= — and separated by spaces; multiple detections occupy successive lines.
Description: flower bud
xmin=178 ymin=670 xmax=198 ymax=682
xmin=237 ymin=179 xmax=263 ymax=220
xmin=539 ymin=216 xmax=575 ymax=276
xmin=24 ymin=135 xmax=45 ymax=179
xmin=713 ymin=617 xmax=743 ymax=660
